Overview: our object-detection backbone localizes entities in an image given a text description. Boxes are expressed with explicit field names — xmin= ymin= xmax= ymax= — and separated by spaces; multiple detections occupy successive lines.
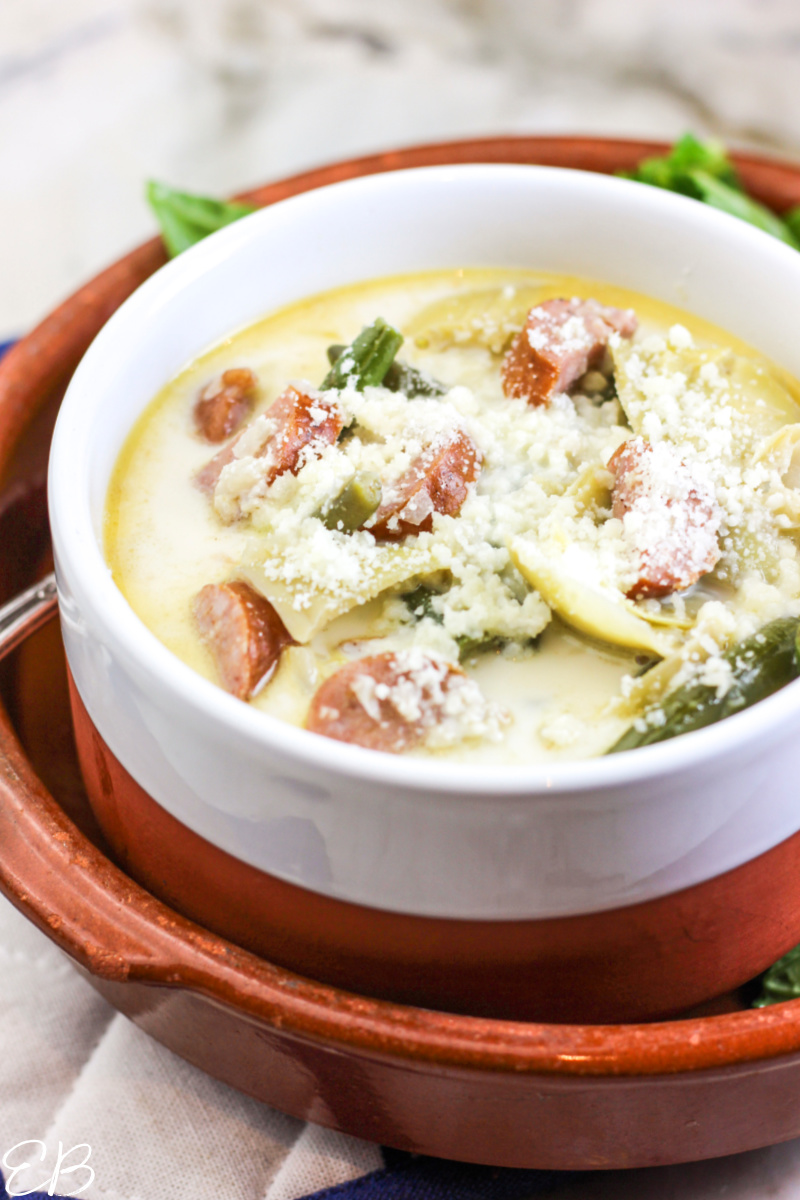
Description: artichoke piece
xmin=406 ymin=285 xmax=546 ymax=354
xmin=240 ymin=540 xmax=447 ymax=643
xmin=754 ymin=423 xmax=800 ymax=528
xmin=611 ymin=339 xmax=800 ymax=452
xmin=633 ymin=604 xmax=694 ymax=630
xmin=613 ymin=653 xmax=688 ymax=718
xmin=562 ymin=462 xmax=615 ymax=516
xmin=718 ymin=353 xmax=800 ymax=440
xmin=509 ymin=538 xmax=671 ymax=655
xmin=316 ymin=473 xmax=382 ymax=533
xmin=608 ymin=616 xmax=800 ymax=753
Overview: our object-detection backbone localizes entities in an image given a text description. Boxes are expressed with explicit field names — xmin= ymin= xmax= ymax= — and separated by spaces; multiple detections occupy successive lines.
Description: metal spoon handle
xmin=0 ymin=572 xmax=58 ymax=663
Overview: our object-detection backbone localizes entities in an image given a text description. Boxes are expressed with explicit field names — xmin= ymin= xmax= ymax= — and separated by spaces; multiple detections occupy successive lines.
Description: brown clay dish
xmin=3 ymin=137 xmax=800 ymax=1169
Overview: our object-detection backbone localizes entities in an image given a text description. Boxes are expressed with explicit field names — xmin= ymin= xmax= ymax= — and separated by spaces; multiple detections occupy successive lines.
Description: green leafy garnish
xmin=622 ymin=132 xmax=740 ymax=192
xmin=622 ymin=133 xmax=800 ymax=250
xmin=146 ymin=181 xmax=257 ymax=258
xmin=753 ymin=943 xmax=800 ymax=1007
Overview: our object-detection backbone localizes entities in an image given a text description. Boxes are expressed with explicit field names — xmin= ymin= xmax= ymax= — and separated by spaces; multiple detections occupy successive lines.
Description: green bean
xmin=316 ymin=473 xmax=382 ymax=533
xmin=320 ymin=319 xmax=403 ymax=392
xmin=326 ymin=344 xmax=447 ymax=397
xmin=608 ymin=617 xmax=800 ymax=753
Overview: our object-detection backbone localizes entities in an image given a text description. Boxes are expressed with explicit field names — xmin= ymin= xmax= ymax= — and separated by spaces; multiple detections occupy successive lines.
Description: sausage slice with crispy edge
xmin=501 ymin=297 xmax=637 ymax=407
xmin=194 ymin=581 xmax=295 ymax=700
xmin=366 ymin=429 xmax=481 ymax=541
xmin=195 ymin=385 xmax=344 ymax=495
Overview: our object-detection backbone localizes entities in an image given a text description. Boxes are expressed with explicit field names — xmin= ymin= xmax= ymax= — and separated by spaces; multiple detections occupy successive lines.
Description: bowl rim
xmin=48 ymin=157 xmax=800 ymax=798
xmin=5 ymin=136 xmax=800 ymax=1084
xmin=4 ymin=667 xmax=800 ymax=1080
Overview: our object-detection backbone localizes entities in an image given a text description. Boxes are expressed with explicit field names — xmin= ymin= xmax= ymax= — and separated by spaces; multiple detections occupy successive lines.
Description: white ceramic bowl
xmin=47 ymin=165 xmax=800 ymax=1019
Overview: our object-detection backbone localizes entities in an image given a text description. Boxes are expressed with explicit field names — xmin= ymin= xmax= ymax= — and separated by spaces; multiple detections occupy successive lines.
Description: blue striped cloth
xmin=299 ymin=1150 xmax=566 ymax=1198
xmin=0 ymin=1156 xmax=567 ymax=1200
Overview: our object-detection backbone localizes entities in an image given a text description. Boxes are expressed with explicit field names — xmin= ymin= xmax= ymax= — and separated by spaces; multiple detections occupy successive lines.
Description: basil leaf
xmin=622 ymin=132 xmax=742 ymax=192
xmin=146 ymin=181 xmax=257 ymax=258
xmin=784 ymin=205 xmax=800 ymax=245
xmin=621 ymin=133 xmax=800 ymax=251
xmin=686 ymin=169 xmax=800 ymax=248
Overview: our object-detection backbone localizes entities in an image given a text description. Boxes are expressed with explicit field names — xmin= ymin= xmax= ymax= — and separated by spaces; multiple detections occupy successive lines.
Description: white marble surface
xmin=5 ymin=1 xmax=800 ymax=1195
xmin=3 ymin=0 xmax=800 ymax=334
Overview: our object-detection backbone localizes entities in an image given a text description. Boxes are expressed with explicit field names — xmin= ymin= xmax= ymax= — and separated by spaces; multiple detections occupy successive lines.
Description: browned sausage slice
xmin=194 ymin=580 xmax=295 ymax=699
xmin=195 ymin=384 xmax=344 ymax=495
xmin=501 ymin=298 xmax=637 ymax=407
xmin=609 ymin=437 xmax=721 ymax=599
xmin=306 ymin=652 xmax=467 ymax=753
xmin=367 ymin=429 xmax=481 ymax=541
xmin=194 ymin=368 xmax=258 ymax=443
xmin=262 ymin=384 xmax=344 ymax=485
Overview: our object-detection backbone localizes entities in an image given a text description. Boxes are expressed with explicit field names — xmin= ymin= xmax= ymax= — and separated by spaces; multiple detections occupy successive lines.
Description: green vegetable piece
xmin=686 ymin=170 xmax=800 ymax=248
xmin=401 ymin=584 xmax=443 ymax=621
xmin=146 ymin=181 xmax=257 ymax=258
xmin=621 ymin=133 xmax=800 ymax=250
xmin=384 ymin=360 xmax=447 ymax=398
xmin=456 ymin=634 xmax=505 ymax=662
xmin=400 ymin=586 xmax=513 ymax=661
xmin=320 ymin=319 xmax=403 ymax=392
xmin=607 ymin=616 xmax=800 ymax=753
xmin=326 ymin=344 xmax=446 ymax=397
xmin=785 ymin=206 xmax=800 ymax=244
xmin=317 ymin=473 xmax=382 ymax=533
xmin=622 ymin=132 xmax=741 ymax=192
xmin=753 ymin=943 xmax=800 ymax=1007
xmin=667 ymin=132 xmax=741 ymax=186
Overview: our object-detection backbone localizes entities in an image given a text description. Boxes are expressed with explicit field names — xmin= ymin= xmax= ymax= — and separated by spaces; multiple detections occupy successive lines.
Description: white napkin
xmin=3 ymin=889 xmax=800 ymax=1200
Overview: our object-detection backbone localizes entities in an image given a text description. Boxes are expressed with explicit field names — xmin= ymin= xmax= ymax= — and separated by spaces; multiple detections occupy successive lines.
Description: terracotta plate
xmin=3 ymin=137 xmax=800 ymax=1171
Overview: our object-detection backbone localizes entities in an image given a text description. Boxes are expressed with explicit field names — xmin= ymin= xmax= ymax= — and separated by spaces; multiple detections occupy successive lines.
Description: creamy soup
xmin=106 ymin=269 xmax=800 ymax=763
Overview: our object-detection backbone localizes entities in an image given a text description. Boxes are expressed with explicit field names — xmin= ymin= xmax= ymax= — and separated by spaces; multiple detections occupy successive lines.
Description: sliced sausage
xmin=501 ymin=298 xmax=637 ymax=407
xmin=306 ymin=652 xmax=466 ymax=753
xmin=609 ymin=437 xmax=721 ymax=599
xmin=195 ymin=384 xmax=344 ymax=495
xmin=195 ymin=441 xmax=237 ymax=494
xmin=194 ymin=580 xmax=294 ymax=699
xmin=194 ymin=368 xmax=258 ymax=443
xmin=367 ymin=429 xmax=481 ymax=541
